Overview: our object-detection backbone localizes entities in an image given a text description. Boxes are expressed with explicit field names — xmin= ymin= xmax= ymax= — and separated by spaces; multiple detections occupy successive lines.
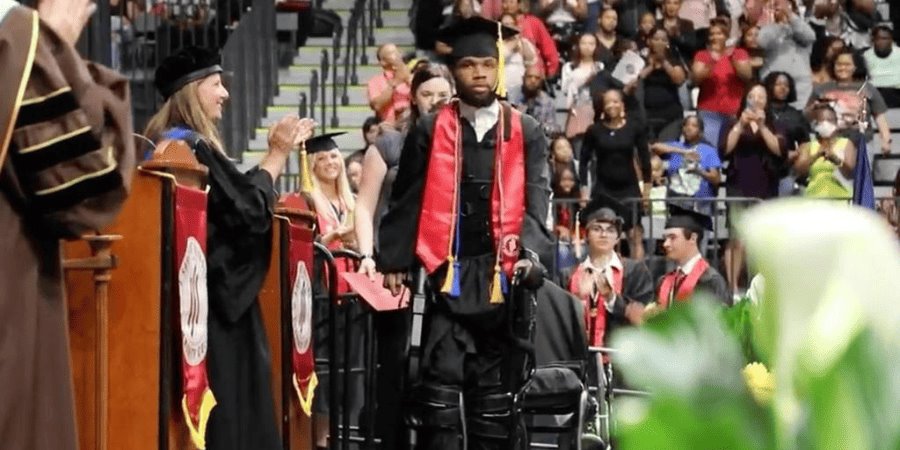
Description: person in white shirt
xmin=863 ymin=25 xmax=900 ymax=108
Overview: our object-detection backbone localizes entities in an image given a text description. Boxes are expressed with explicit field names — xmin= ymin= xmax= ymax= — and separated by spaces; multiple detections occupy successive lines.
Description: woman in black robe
xmin=145 ymin=46 xmax=315 ymax=450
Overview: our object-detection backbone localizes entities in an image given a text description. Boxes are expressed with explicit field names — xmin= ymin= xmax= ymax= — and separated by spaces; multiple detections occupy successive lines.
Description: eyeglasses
xmin=586 ymin=225 xmax=618 ymax=235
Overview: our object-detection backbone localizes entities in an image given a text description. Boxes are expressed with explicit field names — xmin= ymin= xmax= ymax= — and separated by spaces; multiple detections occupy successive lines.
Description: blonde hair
xmin=144 ymin=79 xmax=224 ymax=151
xmin=311 ymin=149 xmax=356 ymax=225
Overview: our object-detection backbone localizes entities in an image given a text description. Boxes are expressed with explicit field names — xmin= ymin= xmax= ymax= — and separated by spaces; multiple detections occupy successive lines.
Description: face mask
xmin=814 ymin=121 xmax=837 ymax=138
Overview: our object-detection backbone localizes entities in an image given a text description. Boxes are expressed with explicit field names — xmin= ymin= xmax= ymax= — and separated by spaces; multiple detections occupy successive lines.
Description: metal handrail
xmin=331 ymin=19 xmax=343 ymax=128
xmin=320 ymin=49 xmax=329 ymax=130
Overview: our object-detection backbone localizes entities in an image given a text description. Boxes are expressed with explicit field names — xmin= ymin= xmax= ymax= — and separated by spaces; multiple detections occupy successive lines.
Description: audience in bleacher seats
xmin=500 ymin=12 xmax=540 ymax=102
xmin=806 ymin=48 xmax=893 ymax=154
xmin=580 ymin=89 xmax=652 ymax=259
xmin=639 ymin=27 xmax=689 ymax=139
xmin=659 ymin=0 xmax=698 ymax=59
xmin=692 ymin=18 xmax=754 ymax=149
xmin=635 ymin=11 xmax=657 ymax=52
xmin=757 ymin=0 xmax=816 ymax=106
xmin=562 ymin=32 xmax=603 ymax=149
xmin=594 ymin=7 xmax=636 ymax=68
xmin=765 ymin=71 xmax=811 ymax=194
xmin=550 ymin=135 xmax=580 ymax=181
xmin=795 ymin=104 xmax=858 ymax=198
xmin=502 ymin=0 xmax=561 ymax=76
xmin=607 ymin=0 xmax=656 ymax=40
xmin=863 ymin=25 xmax=900 ymax=108
xmin=536 ymin=0 xmax=588 ymax=60
xmin=810 ymin=35 xmax=846 ymax=87
xmin=678 ymin=0 xmax=719 ymax=46
xmin=721 ymin=83 xmax=784 ymax=294
xmin=810 ymin=0 xmax=877 ymax=49
xmin=345 ymin=150 xmax=365 ymax=194
xmin=739 ymin=25 xmax=765 ymax=81
xmin=367 ymin=43 xmax=412 ymax=124
xmin=515 ymin=65 xmax=562 ymax=137
xmin=651 ymin=115 xmax=723 ymax=215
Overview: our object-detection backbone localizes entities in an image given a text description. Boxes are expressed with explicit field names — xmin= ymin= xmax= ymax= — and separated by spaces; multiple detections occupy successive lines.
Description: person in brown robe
xmin=0 ymin=0 xmax=136 ymax=448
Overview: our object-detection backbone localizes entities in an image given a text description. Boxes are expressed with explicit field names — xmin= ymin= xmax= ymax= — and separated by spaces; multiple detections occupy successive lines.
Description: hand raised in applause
xmin=267 ymin=115 xmax=302 ymax=157
xmin=38 ymin=0 xmax=97 ymax=46
xmin=292 ymin=117 xmax=317 ymax=146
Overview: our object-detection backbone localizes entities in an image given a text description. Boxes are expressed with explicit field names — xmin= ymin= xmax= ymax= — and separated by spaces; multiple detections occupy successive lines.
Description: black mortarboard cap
xmin=665 ymin=204 xmax=713 ymax=233
xmin=155 ymin=46 xmax=223 ymax=99
xmin=437 ymin=16 xmax=519 ymax=61
xmin=580 ymin=192 xmax=627 ymax=230
xmin=304 ymin=132 xmax=347 ymax=153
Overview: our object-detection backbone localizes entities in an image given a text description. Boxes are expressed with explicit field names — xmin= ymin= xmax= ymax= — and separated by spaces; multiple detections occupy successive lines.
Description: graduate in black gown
xmin=146 ymin=47 xmax=316 ymax=450
xmin=567 ymin=194 xmax=654 ymax=348
xmin=653 ymin=205 xmax=731 ymax=308
xmin=377 ymin=16 xmax=554 ymax=450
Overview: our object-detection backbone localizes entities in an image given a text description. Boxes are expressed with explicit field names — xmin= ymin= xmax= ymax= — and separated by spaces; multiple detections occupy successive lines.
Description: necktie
xmin=670 ymin=269 xmax=687 ymax=304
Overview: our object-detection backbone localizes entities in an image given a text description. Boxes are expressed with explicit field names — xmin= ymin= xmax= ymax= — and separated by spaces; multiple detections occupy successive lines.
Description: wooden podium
xmin=259 ymin=195 xmax=317 ymax=450
xmin=64 ymin=142 xmax=208 ymax=450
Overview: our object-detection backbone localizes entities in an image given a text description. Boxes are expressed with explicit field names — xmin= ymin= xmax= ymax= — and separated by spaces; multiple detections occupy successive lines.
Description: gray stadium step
xmin=322 ymin=0 xmax=412 ymax=10
xmin=247 ymin=126 xmax=366 ymax=153
xmin=273 ymin=85 xmax=369 ymax=106
xmin=263 ymin=105 xmax=376 ymax=127
xmin=295 ymin=44 xmax=415 ymax=67
xmin=305 ymin=26 xmax=415 ymax=47
xmin=283 ymin=63 xmax=383 ymax=82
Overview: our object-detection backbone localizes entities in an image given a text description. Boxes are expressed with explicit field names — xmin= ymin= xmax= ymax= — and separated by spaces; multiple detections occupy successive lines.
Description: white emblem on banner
xmin=179 ymin=237 xmax=209 ymax=366
xmin=292 ymin=261 xmax=313 ymax=354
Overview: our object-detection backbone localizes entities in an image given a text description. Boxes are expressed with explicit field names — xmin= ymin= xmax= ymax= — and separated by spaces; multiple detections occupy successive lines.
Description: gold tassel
xmin=495 ymin=22 xmax=507 ymax=98
xmin=441 ymin=255 xmax=456 ymax=294
xmin=490 ymin=264 xmax=504 ymax=304
xmin=300 ymin=141 xmax=313 ymax=193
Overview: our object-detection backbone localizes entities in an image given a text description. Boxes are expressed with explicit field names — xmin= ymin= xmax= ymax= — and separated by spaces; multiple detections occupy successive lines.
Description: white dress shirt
xmin=459 ymin=99 xmax=500 ymax=143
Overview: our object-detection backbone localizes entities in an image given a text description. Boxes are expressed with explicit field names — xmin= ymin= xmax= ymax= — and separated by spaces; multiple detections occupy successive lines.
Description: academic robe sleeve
xmin=534 ymin=281 xmax=589 ymax=367
xmin=698 ymin=266 xmax=732 ymax=306
xmin=3 ymin=14 xmax=135 ymax=239
xmin=376 ymin=115 xmax=433 ymax=273
xmin=195 ymin=142 xmax=277 ymax=323
xmin=609 ymin=259 xmax=654 ymax=322
xmin=521 ymin=114 xmax=555 ymax=269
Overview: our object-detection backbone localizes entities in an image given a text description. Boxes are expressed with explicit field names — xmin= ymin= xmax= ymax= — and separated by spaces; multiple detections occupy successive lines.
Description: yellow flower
xmin=743 ymin=362 xmax=775 ymax=405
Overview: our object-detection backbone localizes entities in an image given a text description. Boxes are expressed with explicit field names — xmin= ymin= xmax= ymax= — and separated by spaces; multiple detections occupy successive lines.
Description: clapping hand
xmin=37 ymin=0 xmax=97 ymax=46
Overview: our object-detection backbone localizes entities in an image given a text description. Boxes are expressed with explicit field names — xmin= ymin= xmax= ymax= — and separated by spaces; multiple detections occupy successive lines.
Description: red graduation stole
xmin=415 ymin=101 xmax=526 ymax=300
xmin=173 ymin=185 xmax=216 ymax=449
xmin=569 ymin=263 xmax=624 ymax=347
xmin=656 ymin=257 xmax=710 ymax=307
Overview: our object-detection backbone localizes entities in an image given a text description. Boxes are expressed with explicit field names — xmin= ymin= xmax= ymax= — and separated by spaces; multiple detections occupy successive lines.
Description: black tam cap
xmin=304 ymin=132 xmax=347 ymax=153
xmin=437 ymin=16 xmax=519 ymax=61
xmin=580 ymin=192 xmax=627 ymax=230
xmin=665 ymin=204 xmax=713 ymax=234
xmin=155 ymin=46 xmax=223 ymax=99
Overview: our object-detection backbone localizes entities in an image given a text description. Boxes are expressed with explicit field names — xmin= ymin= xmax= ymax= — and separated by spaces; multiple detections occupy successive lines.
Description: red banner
xmin=174 ymin=184 xmax=216 ymax=449
xmin=287 ymin=220 xmax=317 ymax=416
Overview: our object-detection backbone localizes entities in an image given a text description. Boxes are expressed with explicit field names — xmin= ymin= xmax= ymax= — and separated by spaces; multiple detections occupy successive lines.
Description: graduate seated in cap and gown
xmin=144 ymin=46 xmax=316 ymax=450
xmin=299 ymin=133 xmax=367 ymax=450
xmin=567 ymin=195 xmax=654 ymax=349
xmin=0 ymin=1 xmax=136 ymax=447
xmin=377 ymin=16 xmax=555 ymax=450
xmin=649 ymin=205 xmax=731 ymax=313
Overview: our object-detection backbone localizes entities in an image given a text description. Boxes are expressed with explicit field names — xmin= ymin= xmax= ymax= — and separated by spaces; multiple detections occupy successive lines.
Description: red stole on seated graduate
xmin=415 ymin=101 xmax=526 ymax=301
xmin=569 ymin=264 xmax=624 ymax=347
xmin=656 ymin=258 xmax=710 ymax=307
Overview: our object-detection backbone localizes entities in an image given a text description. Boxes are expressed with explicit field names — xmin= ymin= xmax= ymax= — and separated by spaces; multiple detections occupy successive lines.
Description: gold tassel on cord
xmin=574 ymin=211 xmax=583 ymax=259
xmin=489 ymin=264 xmax=504 ymax=304
xmin=495 ymin=22 xmax=507 ymax=98
xmin=441 ymin=255 xmax=456 ymax=294
xmin=300 ymin=141 xmax=313 ymax=193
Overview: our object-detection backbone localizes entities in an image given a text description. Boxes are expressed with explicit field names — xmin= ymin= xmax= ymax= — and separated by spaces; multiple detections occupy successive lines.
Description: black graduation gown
xmin=192 ymin=140 xmax=281 ymax=450
xmin=376 ymin=104 xmax=552 ymax=449
xmin=605 ymin=259 xmax=655 ymax=334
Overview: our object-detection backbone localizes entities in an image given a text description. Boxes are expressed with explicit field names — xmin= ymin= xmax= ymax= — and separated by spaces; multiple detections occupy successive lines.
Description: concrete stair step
xmin=305 ymin=26 xmax=415 ymax=47
xmin=263 ymin=105 xmax=376 ymax=128
xmin=295 ymin=44 xmax=415 ymax=65
xmin=273 ymin=84 xmax=369 ymax=106
xmin=328 ymin=8 xmax=409 ymax=27
xmin=285 ymin=63 xmax=382 ymax=81
xmin=322 ymin=0 xmax=413 ymax=10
